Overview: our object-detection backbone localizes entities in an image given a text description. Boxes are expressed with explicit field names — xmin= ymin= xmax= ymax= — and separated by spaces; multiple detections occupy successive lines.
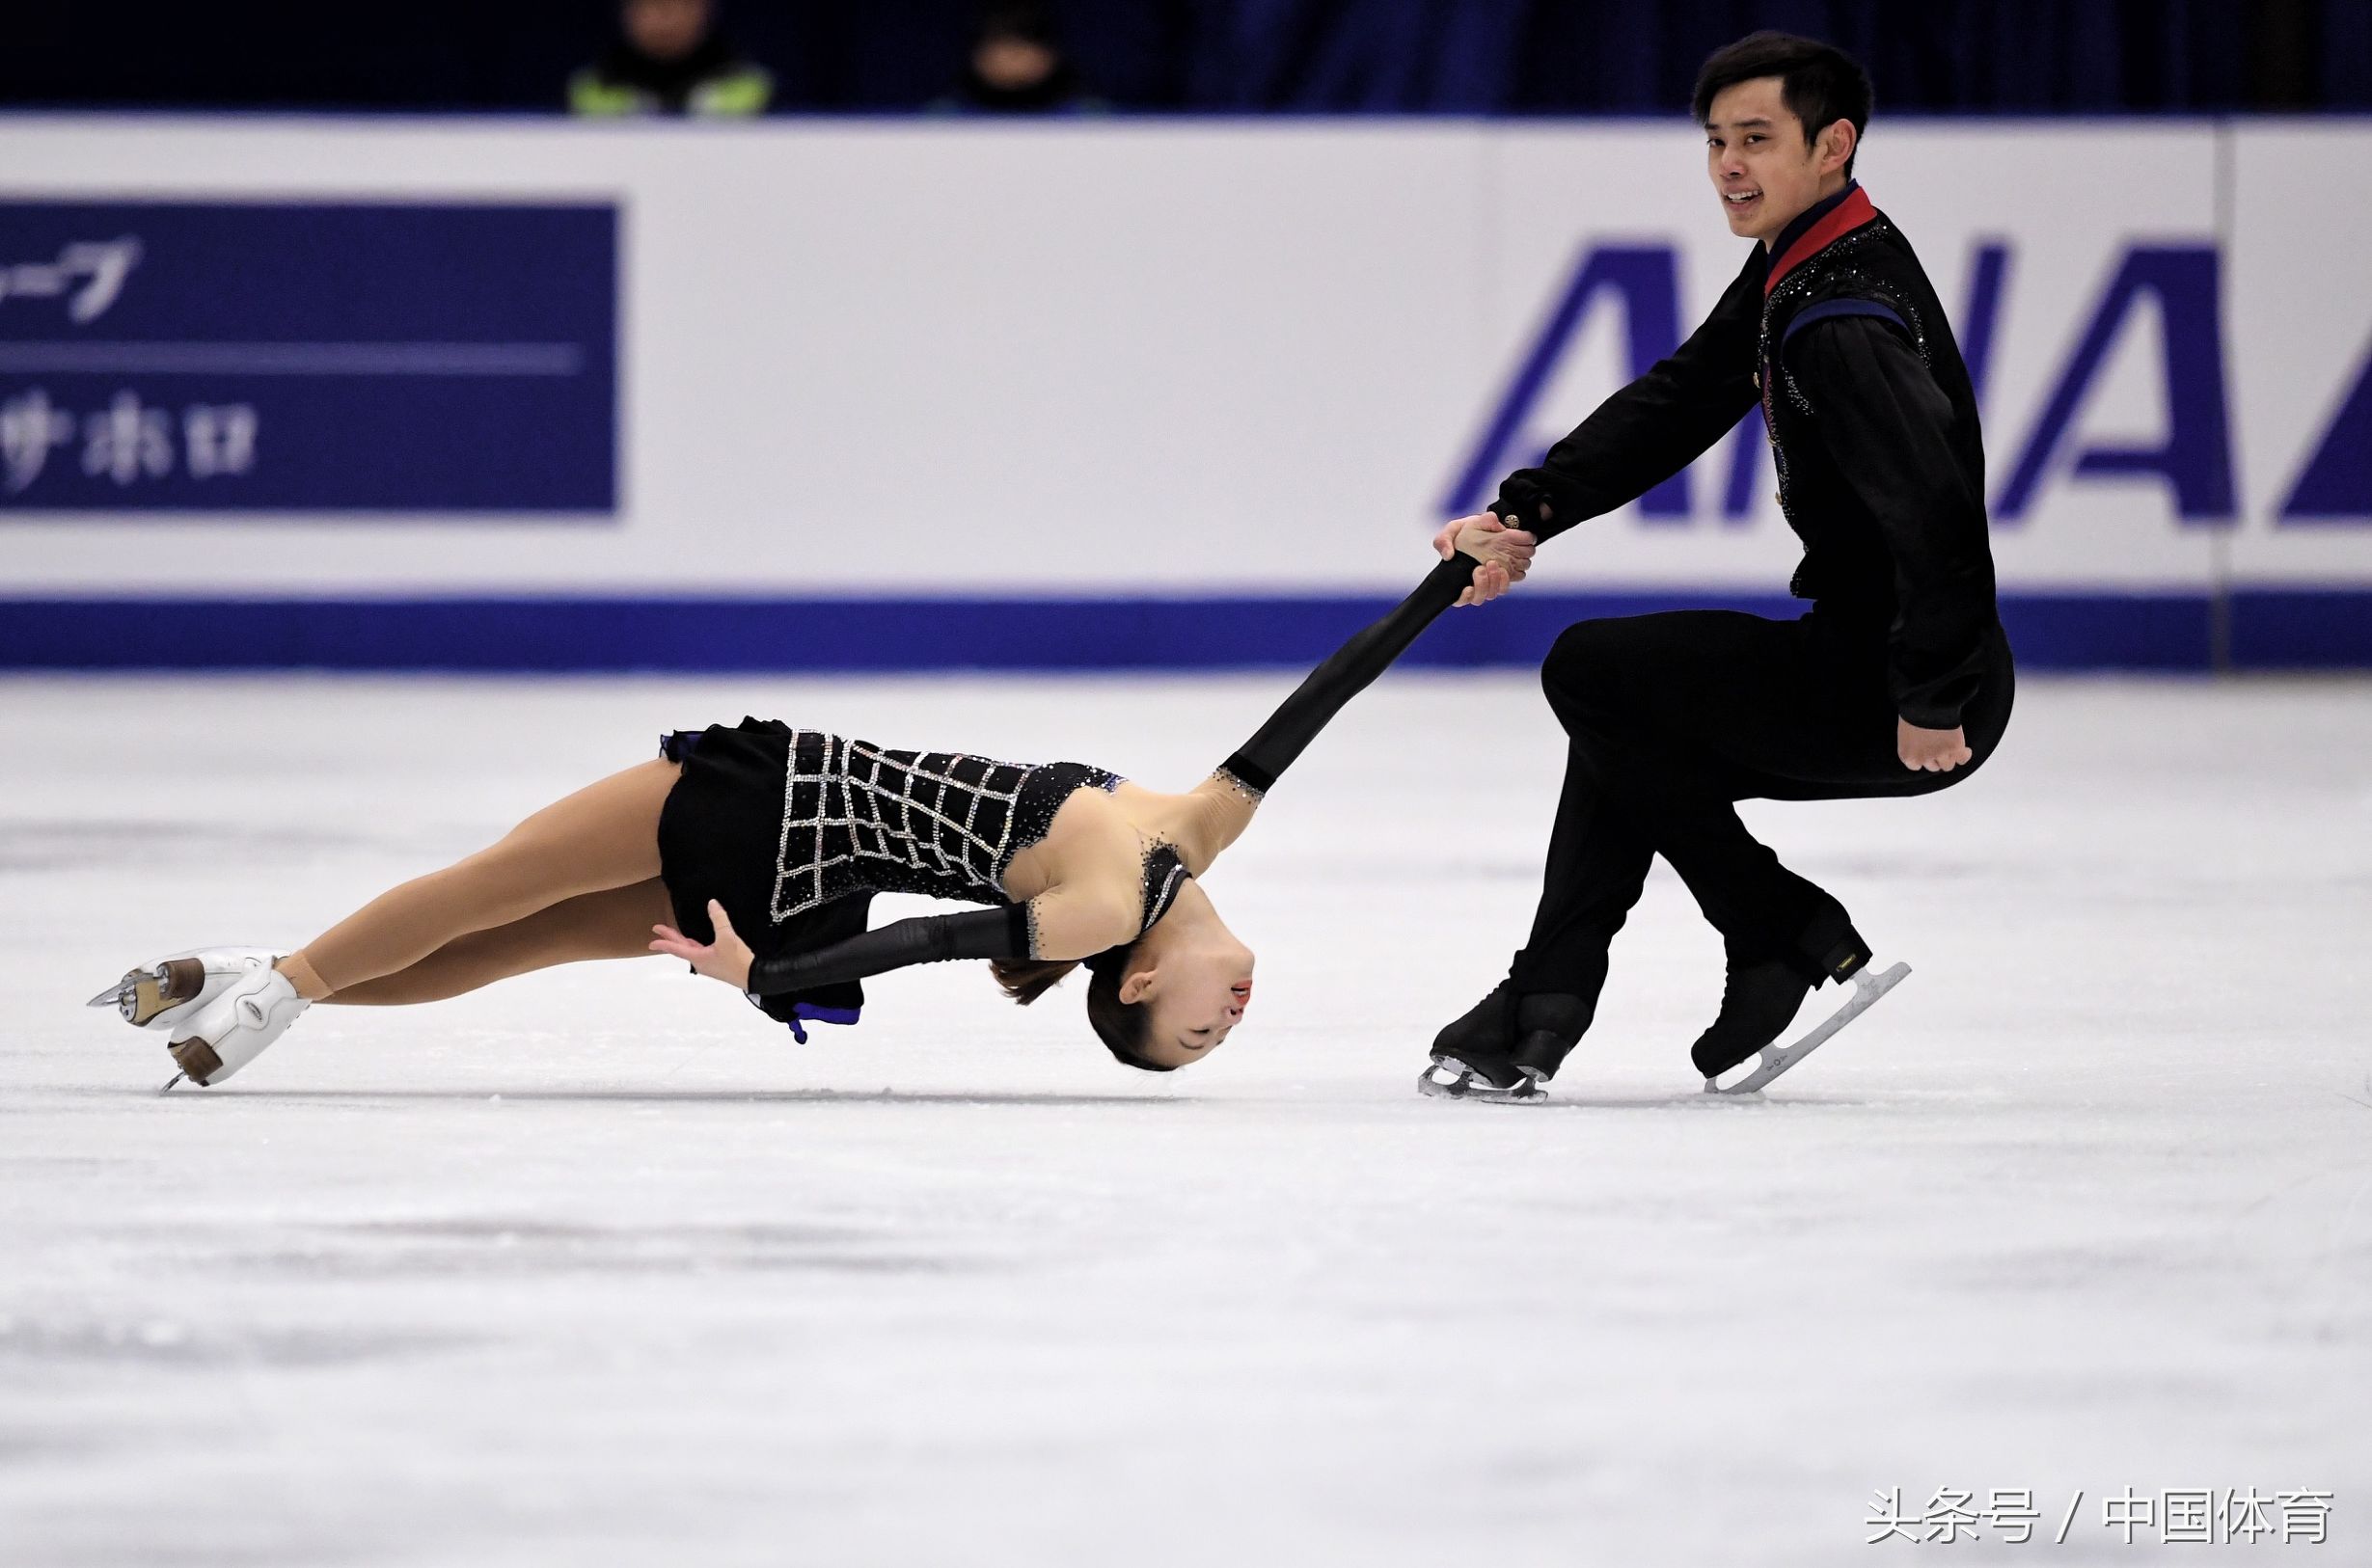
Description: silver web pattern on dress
xmin=771 ymin=731 xmax=1034 ymax=923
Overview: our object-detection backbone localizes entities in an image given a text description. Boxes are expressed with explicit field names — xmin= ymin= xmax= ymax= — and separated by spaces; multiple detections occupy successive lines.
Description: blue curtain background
xmin=6 ymin=0 xmax=2364 ymax=113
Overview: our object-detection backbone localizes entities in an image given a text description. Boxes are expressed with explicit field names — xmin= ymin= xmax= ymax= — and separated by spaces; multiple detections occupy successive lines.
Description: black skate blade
xmin=1418 ymin=1058 xmax=1547 ymax=1104
xmin=1704 ymin=960 xmax=1909 ymax=1096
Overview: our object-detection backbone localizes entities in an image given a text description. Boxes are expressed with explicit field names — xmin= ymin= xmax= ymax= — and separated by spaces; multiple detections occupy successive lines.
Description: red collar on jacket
xmin=1763 ymin=182 xmax=1877 ymax=296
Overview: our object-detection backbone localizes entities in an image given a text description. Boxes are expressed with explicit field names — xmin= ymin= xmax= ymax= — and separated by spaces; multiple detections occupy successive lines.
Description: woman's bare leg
xmin=321 ymin=879 xmax=676 ymax=1006
xmin=282 ymin=759 xmax=680 ymax=1001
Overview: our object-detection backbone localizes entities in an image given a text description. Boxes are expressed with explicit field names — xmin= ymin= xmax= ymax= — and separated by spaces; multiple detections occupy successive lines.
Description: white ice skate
xmin=1704 ymin=960 xmax=1909 ymax=1096
xmin=87 ymin=948 xmax=282 ymax=1032
xmin=160 ymin=964 xmax=310 ymax=1091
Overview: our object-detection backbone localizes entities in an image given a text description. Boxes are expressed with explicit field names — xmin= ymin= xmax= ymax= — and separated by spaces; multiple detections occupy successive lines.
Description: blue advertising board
xmin=0 ymin=201 xmax=616 ymax=512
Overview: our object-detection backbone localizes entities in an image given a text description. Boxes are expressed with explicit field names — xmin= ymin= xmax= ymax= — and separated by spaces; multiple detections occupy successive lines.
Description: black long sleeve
xmin=1512 ymin=250 xmax=1765 ymax=542
xmin=1220 ymin=551 xmax=1478 ymax=795
xmin=1786 ymin=315 xmax=1996 ymax=727
xmin=744 ymin=904 xmax=1029 ymax=997
xmin=749 ymin=550 xmax=1485 ymax=993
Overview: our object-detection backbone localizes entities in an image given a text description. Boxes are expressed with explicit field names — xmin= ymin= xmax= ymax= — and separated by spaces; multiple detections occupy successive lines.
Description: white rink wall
xmin=2 ymin=117 xmax=2369 ymax=668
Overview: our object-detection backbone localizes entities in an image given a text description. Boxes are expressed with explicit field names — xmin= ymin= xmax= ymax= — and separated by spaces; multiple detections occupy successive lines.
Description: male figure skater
xmin=1423 ymin=31 xmax=2012 ymax=1101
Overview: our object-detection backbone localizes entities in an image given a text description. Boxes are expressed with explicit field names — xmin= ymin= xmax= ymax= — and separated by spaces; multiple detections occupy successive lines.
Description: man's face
xmin=1704 ymin=77 xmax=1848 ymax=247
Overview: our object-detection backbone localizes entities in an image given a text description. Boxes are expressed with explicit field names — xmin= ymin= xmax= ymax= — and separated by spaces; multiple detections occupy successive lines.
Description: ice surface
xmin=3 ymin=671 xmax=2367 ymax=1566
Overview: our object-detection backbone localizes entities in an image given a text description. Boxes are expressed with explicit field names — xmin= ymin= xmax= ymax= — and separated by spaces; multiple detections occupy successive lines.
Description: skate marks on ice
xmin=0 ymin=817 xmax=388 ymax=873
xmin=177 ymin=1214 xmax=997 ymax=1284
xmin=231 ymin=1083 xmax=1895 ymax=1114
xmin=114 ymin=1085 xmax=1190 ymax=1109
xmin=64 ymin=1068 xmax=1881 ymax=1114
xmin=0 ymin=1312 xmax=474 ymax=1373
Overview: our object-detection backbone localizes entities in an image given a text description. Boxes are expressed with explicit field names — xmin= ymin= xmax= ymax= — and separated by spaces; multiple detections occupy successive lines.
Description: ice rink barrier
xmin=2 ymin=116 xmax=2366 ymax=670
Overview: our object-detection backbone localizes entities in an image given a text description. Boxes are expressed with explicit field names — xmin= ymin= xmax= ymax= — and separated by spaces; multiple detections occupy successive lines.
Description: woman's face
xmin=1121 ymin=940 xmax=1254 ymax=1069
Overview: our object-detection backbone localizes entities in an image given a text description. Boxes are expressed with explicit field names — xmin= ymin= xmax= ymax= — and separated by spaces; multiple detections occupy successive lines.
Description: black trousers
xmin=1507 ymin=608 xmax=2014 ymax=1009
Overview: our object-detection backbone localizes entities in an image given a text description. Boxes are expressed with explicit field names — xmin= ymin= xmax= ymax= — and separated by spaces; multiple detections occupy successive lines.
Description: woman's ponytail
xmin=989 ymin=958 xmax=1078 ymax=1005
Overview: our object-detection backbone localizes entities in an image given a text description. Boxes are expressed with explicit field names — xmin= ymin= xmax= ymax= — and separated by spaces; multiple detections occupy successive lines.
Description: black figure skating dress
xmin=656 ymin=720 xmax=1188 ymax=1036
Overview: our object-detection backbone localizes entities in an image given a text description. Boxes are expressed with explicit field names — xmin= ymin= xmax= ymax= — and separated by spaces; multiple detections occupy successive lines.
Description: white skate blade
xmin=90 ymin=949 xmax=279 ymax=1030
xmin=1418 ymin=1058 xmax=1547 ymax=1104
xmin=1705 ymin=960 xmax=1910 ymax=1096
xmin=88 ymin=979 xmax=137 ymax=1008
xmin=88 ymin=963 xmax=186 ymax=1024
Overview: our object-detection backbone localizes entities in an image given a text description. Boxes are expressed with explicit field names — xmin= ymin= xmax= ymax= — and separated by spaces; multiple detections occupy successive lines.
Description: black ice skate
xmin=1697 ymin=931 xmax=1909 ymax=1096
xmin=1419 ymin=987 xmax=1590 ymax=1104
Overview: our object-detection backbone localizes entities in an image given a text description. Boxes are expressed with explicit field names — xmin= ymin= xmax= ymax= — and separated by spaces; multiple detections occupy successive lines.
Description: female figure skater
xmin=94 ymin=525 xmax=1531 ymax=1088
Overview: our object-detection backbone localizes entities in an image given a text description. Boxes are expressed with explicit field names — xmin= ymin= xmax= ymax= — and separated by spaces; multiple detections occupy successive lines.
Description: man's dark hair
xmin=1692 ymin=32 xmax=1872 ymax=178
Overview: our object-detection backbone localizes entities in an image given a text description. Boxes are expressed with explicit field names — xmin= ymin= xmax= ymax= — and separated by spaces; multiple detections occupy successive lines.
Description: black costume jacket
xmin=1499 ymin=182 xmax=2001 ymax=728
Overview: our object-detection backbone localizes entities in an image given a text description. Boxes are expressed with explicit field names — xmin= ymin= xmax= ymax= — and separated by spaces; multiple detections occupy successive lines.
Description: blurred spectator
xmin=570 ymin=0 xmax=772 ymax=118
xmin=932 ymin=2 xmax=1105 ymax=115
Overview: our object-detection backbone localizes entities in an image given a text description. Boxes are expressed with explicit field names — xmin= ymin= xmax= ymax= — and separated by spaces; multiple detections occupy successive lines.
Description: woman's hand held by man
xmin=1434 ymin=512 xmax=1539 ymax=608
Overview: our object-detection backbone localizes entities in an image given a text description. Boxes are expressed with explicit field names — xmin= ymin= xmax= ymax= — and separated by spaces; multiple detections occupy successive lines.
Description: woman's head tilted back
xmin=990 ymin=946 xmax=1167 ymax=1068
xmin=989 ymin=881 xmax=1255 ymax=1070
xmin=1081 ymin=946 xmax=1162 ymax=1068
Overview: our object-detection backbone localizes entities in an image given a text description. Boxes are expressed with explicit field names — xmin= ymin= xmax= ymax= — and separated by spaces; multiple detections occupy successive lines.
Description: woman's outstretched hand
xmin=650 ymin=899 xmax=755 ymax=989
xmin=1433 ymin=512 xmax=1539 ymax=607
